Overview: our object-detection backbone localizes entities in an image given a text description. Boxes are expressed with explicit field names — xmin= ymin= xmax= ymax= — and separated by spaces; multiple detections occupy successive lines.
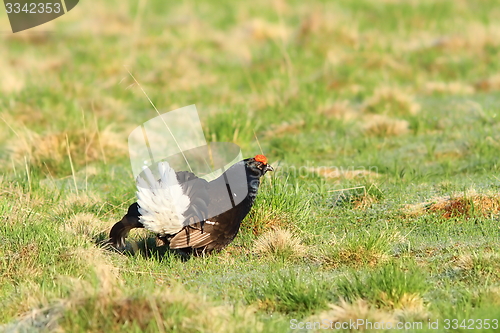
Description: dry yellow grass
xmin=313 ymin=299 xmax=397 ymax=330
xmin=334 ymin=246 xmax=390 ymax=268
xmin=453 ymin=253 xmax=475 ymax=271
xmin=407 ymin=193 xmax=500 ymax=218
xmin=394 ymin=293 xmax=429 ymax=321
xmin=362 ymin=87 xmax=420 ymax=116
xmin=351 ymin=193 xmax=379 ymax=210
xmin=308 ymin=167 xmax=380 ymax=180
xmin=7 ymin=125 xmax=127 ymax=175
xmin=451 ymin=252 xmax=500 ymax=275
xmin=320 ymin=99 xmax=412 ymax=137
xmin=253 ymin=228 xmax=306 ymax=259
xmin=61 ymin=212 xmax=108 ymax=241
xmin=362 ymin=114 xmax=410 ymax=137
xmin=422 ymin=81 xmax=475 ymax=95
xmin=382 ymin=292 xmax=429 ymax=319
xmin=320 ymin=100 xmax=358 ymax=121
xmin=475 ymin=73 xmax=500 ymax=92
xmin=330 ymin=186 xmax=380 ymax=210
xmin=403 ymin=190 xmax=500 ymax=219
xmin=311 ymin=293 xmax=428 ymax=331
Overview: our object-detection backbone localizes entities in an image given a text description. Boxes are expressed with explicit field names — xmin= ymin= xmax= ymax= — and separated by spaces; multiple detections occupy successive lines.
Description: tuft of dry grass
xmin=313 ymin=299 xmax=396 ymax=329
xmin=481 ymin=286 xmax=500 ymax=306
xmin=404 ymin=190 xmax=500 ymax=219
xmin=329 ymin=185 xmax=381 ymax=210
xmin=427 ymin=24 xmax=500 ymax=52
xmin=72 ymin=247 xmax=124 ymax=295
xmin=475 ymin=73 xmax=500 ymax=92
xmin=244 ymin=213 xmax=288 ymax=237
xmin=334 ymin=246 xmax=389 ymax=268
xmin=394 ymin=293 xmax=429 ymax=321
xmin=351 ymin=193 xmax=378 ymax=210
xmin=241 ymin=18 xmax=291 ymax=42
xmin=0 ymin=245 xmax=119 ymax=325
xmin=253 ymin=228 xmax=306 ymax=260
xmin=61 ymin=212 xmax=108 ymax=241
xmin=453 ymin=253 xmax=475 ymax=271
xmin=451 ymin=252 xmax=500 ymax=278
xmin=422 ymin=81 xmax=475 ymax=95
xmin=382 ymin=292 xmax=429 ymax=319
xmin=362 ymin=114 xmax=410 ymax=137
xmin=362 ymin=87 xmax=420 ymax=116
xmin=320 ymin=100 xmax=359 ymax=121
xmin=313 ymin=294 xmax=428 ymax=330
xmin=321 ymin=99 xmax=413 ymax=137
xmin=2 ymin=247 xmax=119 ymax=332
xmin=401 ymin=202 xmax=428 ymax=217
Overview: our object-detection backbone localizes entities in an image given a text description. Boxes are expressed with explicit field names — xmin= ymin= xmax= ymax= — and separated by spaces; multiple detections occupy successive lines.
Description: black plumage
xmin=109 ymin=155 xmax=273 ymax=255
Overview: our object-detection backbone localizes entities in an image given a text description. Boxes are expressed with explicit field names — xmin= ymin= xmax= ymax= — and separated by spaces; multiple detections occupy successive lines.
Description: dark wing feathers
xmin=169 ymin=162 xmax=253 ymax=252
xmin=169 ymin=222 xmax=214 ymax=249
xmin=175 ymin=171 xmax=210 ymax=225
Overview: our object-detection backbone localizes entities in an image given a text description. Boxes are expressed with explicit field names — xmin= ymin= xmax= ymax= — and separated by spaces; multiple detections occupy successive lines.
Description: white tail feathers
xmin=136 ymin=162 xmax=190 ymax=235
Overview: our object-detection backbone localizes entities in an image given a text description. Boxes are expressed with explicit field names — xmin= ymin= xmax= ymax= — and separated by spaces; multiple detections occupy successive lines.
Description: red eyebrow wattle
xmin=255 ymin=154 xmax=267 ymax=164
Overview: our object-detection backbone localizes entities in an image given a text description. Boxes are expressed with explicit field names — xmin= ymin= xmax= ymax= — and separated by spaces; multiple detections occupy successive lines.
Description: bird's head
xmin=245 ymin=154 xmax=274 ymax=177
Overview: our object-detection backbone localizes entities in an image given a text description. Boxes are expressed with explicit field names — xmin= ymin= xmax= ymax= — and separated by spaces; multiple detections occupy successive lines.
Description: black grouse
xmin=109 ymin=155 xmax=273 ymax=255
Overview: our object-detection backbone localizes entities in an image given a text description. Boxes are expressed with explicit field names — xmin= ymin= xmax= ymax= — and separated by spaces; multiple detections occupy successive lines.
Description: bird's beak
xmin=265 ymin=164 xmax=274 ymax=172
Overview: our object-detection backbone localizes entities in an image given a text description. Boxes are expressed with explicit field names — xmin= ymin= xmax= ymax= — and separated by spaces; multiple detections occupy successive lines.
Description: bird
xmin=109 ymin=154 xmax=273 ymax=255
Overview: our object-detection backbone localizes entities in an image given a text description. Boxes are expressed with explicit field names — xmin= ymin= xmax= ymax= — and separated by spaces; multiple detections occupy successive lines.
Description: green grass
xmin=336 ymin=261 xmax=429 ymax=307
xmin=2 ymin=0 xmax=500 ymax=331
xmin=247 ymin=268 xmax=332 ymax=316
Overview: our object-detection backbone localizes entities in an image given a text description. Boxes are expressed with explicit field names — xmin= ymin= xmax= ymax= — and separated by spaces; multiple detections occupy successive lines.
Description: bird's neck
xmin=240 ymin=174 xmax=261 ymax=210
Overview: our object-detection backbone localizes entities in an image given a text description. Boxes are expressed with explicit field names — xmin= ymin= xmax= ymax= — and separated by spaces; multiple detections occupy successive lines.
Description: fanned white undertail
xmin=136 ymin=162 xmax=190 ymax=235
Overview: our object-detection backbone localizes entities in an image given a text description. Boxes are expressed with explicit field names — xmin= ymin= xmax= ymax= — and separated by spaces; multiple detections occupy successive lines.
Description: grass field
xmin=2 ymin=0 xmax=500 ymax=331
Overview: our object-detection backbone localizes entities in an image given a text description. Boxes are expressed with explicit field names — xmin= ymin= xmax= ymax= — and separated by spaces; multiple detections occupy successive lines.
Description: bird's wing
xmin=169 ymin=213 xmax=241 ymax=251
xmin=169 ymin=161 xmax=249 ymax=251
xmin=136 ymin=162 xmax=191 ymax=235
xmin=175 ymin=171 xmax=210 ymax=225
xmin=168 ymin=221 xmax=215 ymax=249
